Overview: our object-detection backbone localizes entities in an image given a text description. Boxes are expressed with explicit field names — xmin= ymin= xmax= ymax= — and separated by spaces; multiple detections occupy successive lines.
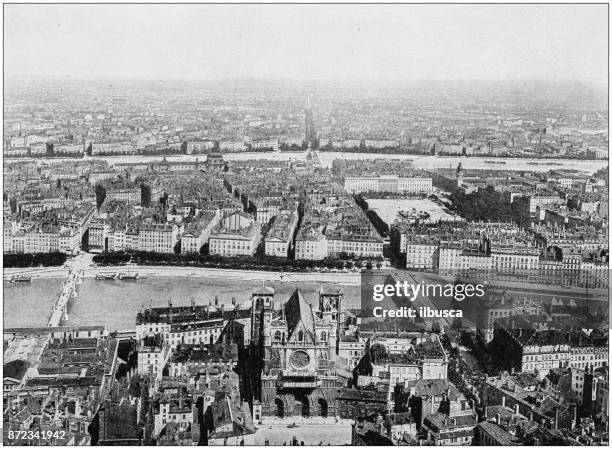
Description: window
xmin=321 ymin=332 xmax=327 ymax=342
xmin=298 ymin=331 xmax=304 ymax=342
xmin=275 ymin=331 xmax=281 ymax=341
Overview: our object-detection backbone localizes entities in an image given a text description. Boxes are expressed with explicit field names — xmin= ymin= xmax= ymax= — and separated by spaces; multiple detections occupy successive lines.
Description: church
xmin=251 ymin=285 xmax=344 ymax=418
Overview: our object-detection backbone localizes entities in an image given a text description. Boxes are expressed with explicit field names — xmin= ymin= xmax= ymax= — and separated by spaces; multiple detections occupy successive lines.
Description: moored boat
xmin=118 ymin=272 xmax=139 ymax=280
xmin=10 ymin=274 xmax=32 ymax=283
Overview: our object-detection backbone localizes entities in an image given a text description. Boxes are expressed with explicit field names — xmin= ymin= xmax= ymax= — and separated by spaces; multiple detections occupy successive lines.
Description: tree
xmin=4 ymin=252 xmax=67 ymax=268
xmin=200 ymin=243 xmax=209 ymax=256
xmin=448 ymin=186 xmax=530 ymax=227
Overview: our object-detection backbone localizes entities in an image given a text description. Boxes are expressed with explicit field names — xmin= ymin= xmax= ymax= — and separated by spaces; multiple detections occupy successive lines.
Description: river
xmin=4 ymin=278 xmax=64 ymax=328
xmin=4 ymin=276 xmax=361 ymax=331
xmin=10 ymin=152 xmax=607 ymax=174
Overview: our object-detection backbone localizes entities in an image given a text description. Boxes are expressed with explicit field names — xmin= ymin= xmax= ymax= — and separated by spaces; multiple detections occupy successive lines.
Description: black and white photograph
xmin=2 ymin=3 xmax=609 ymax=446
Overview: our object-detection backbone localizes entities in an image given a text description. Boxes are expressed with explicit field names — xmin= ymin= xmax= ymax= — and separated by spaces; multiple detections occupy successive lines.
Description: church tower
xmin=251 ymin=286 xmax=275 ymax=348
xmin=456 ymin=162 xmax=464 ymax=187
xmin=318 ymin=285 xmax=344 ymax=356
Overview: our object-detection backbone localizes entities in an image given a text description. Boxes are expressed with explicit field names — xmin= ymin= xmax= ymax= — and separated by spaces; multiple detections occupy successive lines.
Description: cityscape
xmin=3 ymin=3 xmax=609 ymax=447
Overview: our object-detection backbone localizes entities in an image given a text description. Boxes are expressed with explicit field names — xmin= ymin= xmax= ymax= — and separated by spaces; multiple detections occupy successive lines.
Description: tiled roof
xmin=424 ymin=412 xmax=477 ymax=431
xmin=477 ymin=421 xmax=518 ymax=445
xmin=284 ymin=289 xmax=315 ymax=338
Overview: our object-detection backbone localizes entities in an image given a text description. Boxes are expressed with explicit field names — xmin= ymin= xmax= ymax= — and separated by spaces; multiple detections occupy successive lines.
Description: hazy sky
xmin=4 ymin=4 xmax=608 ymax=87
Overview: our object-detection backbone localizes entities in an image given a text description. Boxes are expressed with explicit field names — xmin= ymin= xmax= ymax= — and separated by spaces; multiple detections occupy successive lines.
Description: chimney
xmin=554 ymin=408 xmax=559 ymax=431
xmin=495 ymin=414 xmax=501 ymax=425
xmin=514 ymin=404 xmax=519 ymax=416
xmin=501 ymin=396 xmax=506 ymax=408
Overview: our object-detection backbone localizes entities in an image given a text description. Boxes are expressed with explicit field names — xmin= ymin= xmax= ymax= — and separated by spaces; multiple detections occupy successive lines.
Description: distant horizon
xmin=5 ymin=4 xmax=608 ymax=90
xmin=4 ymin=73 xmax=607 ymax=92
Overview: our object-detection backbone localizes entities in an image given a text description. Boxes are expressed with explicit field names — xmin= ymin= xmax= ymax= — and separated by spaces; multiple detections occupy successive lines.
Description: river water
xmin=11 ymin=152 xmax=607 ymax=174
xmin=4 ymin=279 xmax=64 ymax=328
xmin=4 ymin=276 xmax=360 ymax=331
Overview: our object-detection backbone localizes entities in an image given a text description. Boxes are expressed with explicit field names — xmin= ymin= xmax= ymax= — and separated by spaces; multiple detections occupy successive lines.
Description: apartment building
xmin=295 ymin=225 xmax=328 ymax=260
xmin=344 ymin=175 xmax=433 ymax=194
xmin=327 ymin=233 xmax=384 ymax=258
xmin=91 ymin=142 xmax=136 ymax=155
xmin=153 ymin=395 xmax=194 ymax=437
xmin=339 ymin=336 xmax=366 ymax=371
xmin=186 ymin=141 xmax=215 ymax=154
xmin=88 ymin=220 xmax=112 ymax=252
xmin=106 ymin=187 xmax=141 ymax=204
xmin=439 ymin=244 xmax=540 ymax=273
xmin=492 ymin=326 xmax=571 ymax=378
xmin=209 ymin=211 xmax=261 ymax=256
xmin=569 ymin=346 xmax=608 ymax=371
xmin=264 ymin=210 xmax=299 ymax=257
xmin=529 ymin=194 xmax=565 ymax=214
xmin=405 ymin=240 xmax=439 ymax=270
xmin=138 ymin=223 xmax=180 ymax=254
xmin=181 ymin=210 xmax=222 ymax=254
xmin=219 ymin=141 xmax=245 ymax=152
xmin=251 ymin=139 xmax=279 ymax=151
xmin=137 ymin=335 xmax=170 ymax=376
xmin=168 ymin=344 xmax=238 ymax=378
xmin=108 ymin=227 xmax=139 ymax=252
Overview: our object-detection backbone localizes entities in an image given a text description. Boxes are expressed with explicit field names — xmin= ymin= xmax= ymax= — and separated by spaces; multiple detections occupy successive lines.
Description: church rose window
xmin=290 ymin=350 xmax=310 ymax=369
